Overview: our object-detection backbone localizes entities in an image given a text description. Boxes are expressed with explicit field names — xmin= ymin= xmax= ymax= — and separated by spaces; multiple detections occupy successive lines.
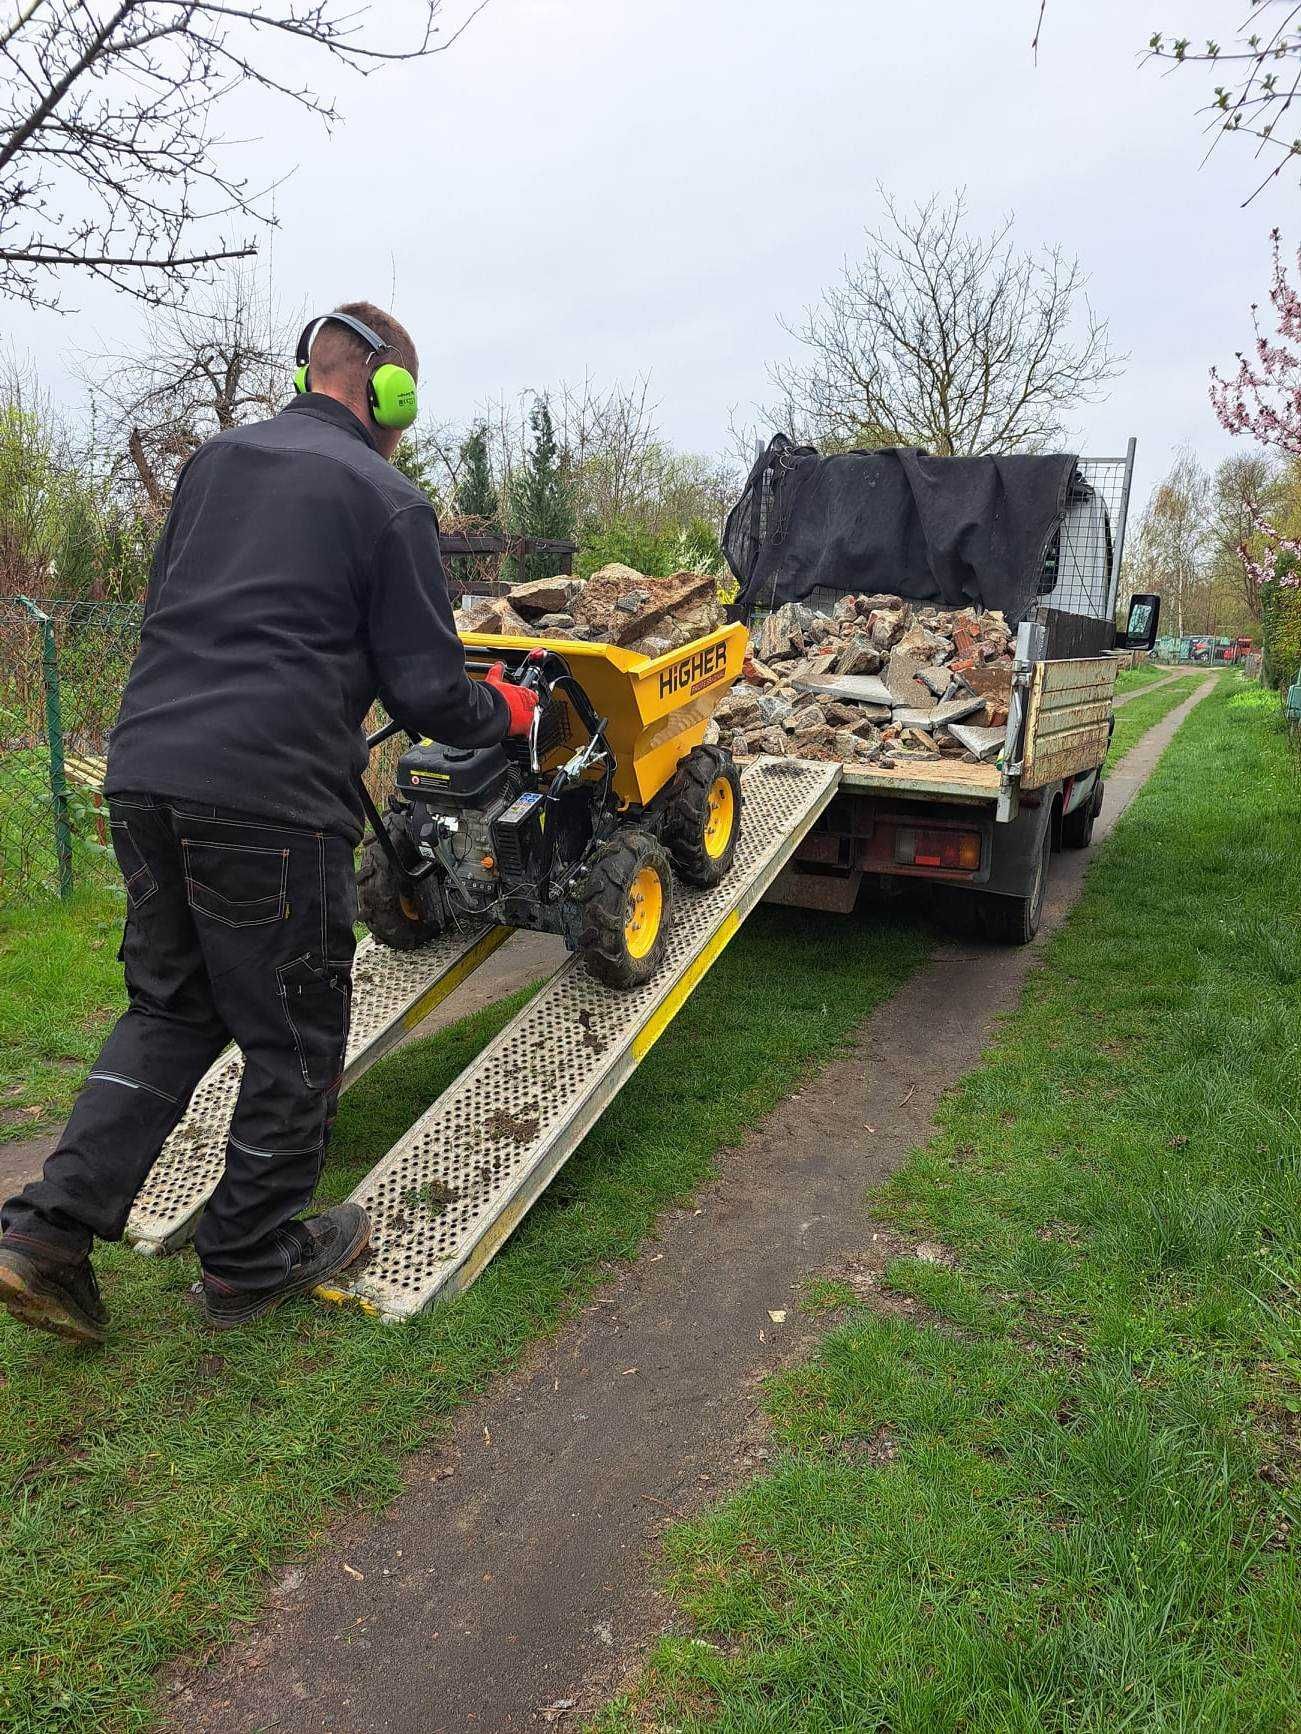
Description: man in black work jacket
xmin=0 ymin=302 xmax=538 ymax=1343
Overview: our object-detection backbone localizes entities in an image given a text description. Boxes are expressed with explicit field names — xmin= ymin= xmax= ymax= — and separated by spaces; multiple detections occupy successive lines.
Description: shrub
xmin=1260 ymin=574 xmax=1301 ymax=690
xmin=576 ymin=516 xmax=723 ymax=582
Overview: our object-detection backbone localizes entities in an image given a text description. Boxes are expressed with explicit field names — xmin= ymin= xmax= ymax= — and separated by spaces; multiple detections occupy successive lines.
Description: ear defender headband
xmin=293 ymin=312 xmax=418 ymax=431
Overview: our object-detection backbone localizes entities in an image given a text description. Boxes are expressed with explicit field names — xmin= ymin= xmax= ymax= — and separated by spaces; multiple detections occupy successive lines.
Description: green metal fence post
xmin=17 ymin=596 xmax=73 ymax=899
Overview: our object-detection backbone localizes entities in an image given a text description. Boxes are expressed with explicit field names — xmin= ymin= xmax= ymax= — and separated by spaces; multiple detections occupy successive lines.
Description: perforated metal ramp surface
xmin=323 ymin=758 xmax=839 ymax=1321
xmin=125 ymin=927 xmax=511 ymax=1255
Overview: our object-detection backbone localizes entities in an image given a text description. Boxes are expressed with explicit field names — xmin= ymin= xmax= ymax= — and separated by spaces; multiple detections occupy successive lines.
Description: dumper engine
xmin=395 ymin=741 xmax=545 ymax=919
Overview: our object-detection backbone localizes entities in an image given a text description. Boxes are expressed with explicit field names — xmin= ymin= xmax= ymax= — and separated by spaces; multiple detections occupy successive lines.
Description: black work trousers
xmin=1 ymin=794 xmax=356 ymax=1291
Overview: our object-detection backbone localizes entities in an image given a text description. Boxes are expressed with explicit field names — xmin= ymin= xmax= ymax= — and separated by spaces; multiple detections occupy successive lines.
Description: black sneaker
xmin=0 ymin=1242 xmax=108 ymax=1346
xmin=195 ymin=1203 xmax=371 ymax=1330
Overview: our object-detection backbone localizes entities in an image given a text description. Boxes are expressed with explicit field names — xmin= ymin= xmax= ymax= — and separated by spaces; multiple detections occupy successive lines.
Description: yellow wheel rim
xmin=703 ymin=775 xmax=735 ymax=859
xmin=624 ymin=865 xmax=663 ymax=960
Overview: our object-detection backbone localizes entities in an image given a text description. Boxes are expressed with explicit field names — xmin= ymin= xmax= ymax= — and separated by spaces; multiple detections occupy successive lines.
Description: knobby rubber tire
xmin=356 ymin=811 xmax=443 ymax=951
xmin=980 ymin=818 xmax=1051 ymax=946
xmin=664 ymin=745 xmax=743 ymax=887
xmin=573 ymin=828 xmax=674 ymax=988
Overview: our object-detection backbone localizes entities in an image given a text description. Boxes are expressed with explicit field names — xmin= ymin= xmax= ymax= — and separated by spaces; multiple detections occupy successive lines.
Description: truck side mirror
xmin=1117 ymin=593 xmax=1160 ymax=652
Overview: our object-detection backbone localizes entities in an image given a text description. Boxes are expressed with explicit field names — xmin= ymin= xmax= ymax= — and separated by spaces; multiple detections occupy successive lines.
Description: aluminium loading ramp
xmin=125 ymin=925 xmax=514 ymax=1255
xmin=319 ymin=756 xmax=838 ymax=1321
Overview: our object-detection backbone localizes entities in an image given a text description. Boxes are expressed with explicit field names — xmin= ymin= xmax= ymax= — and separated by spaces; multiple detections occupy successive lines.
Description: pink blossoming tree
xmin=1211 ymin=229 xmax=1301 ymax=590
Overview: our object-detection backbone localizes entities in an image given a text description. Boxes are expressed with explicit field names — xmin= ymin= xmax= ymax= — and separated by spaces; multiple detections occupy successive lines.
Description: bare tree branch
xmin=0 ymin=0 xmax=488 ymax=308
xmin=1036 ymin=2 xmax=1301 ymax=203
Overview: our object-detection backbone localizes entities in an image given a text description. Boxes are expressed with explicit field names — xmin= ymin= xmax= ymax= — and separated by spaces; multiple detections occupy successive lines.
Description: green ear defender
xmin=368 ymin=362 xmax=418 ymax=430
xmin=293 ymin=314 xmax=418 ymax=431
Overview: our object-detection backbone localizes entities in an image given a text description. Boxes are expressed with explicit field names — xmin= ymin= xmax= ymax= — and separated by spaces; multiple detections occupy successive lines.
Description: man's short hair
xmin=310 ymin=301 xmax=419 ymax=385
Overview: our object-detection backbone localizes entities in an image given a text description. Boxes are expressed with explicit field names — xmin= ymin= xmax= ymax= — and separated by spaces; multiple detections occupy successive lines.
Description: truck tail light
xmin=894 ymin=826 xmax=982 ymax=871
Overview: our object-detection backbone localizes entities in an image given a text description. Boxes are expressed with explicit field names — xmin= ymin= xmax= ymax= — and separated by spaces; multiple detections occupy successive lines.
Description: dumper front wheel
xmin=357 ymin=811 xmax=443 ymax=951
xmin=664 ymin=746 xmax=742 ymax=887
xmin=574 ymin=830 xmax=674 ymax=988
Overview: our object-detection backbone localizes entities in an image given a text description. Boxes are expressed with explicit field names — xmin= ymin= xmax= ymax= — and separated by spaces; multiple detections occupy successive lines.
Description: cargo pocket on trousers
xmin=277 ymin=954 xmax=352 ymax=1091
xmin=183 ymin=839 xmax=289 ymax=927
xmin=110 ymin=819 xmax=158 ymax=910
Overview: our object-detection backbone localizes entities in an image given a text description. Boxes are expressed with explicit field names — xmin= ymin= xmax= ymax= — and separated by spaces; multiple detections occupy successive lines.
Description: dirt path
xmin=155 ymin=676 xmax=1210 ymax=1732
xmin=1112 ymin=666 xmax=1182 ymax=707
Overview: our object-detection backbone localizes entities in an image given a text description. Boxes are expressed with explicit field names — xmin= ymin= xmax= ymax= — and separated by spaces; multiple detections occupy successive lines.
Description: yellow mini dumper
xmin=356 ymin=622 xmax=748 ymax=986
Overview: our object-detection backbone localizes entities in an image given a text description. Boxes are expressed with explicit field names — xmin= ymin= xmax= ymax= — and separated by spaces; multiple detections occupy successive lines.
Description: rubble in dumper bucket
xmin=461 ymin=562 xmax=726 ymax=658
xmin=704 ymin=595 xmax=1014 ymax=768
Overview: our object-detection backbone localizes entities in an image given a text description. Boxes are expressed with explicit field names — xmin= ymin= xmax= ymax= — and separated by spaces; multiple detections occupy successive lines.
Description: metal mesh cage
xmin=1032 ymin=453 xmax=1134 ymax=658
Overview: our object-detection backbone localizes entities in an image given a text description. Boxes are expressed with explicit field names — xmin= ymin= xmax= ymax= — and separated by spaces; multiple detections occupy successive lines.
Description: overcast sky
xmin=6 ymin=0 xmax=1295 ymax=512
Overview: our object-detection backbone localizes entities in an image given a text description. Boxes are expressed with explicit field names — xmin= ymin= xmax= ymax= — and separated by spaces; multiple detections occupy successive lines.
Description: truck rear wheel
xmin=357 ymin=811 xmax=443 ymax=951
xmin=979 ymin=819 xmax=1050 ymax=945
xmin=574 ymin=829 xmax=674 ymax=988
xmin=1061 ymin=776 xmax=1103 ymax=849
xmin=664 ymin=746 xmax=743 ymax=887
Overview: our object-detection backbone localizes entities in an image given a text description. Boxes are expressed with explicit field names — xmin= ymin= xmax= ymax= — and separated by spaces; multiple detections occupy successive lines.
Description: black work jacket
xmin=106 ymin=395 xmax=506 ymax=842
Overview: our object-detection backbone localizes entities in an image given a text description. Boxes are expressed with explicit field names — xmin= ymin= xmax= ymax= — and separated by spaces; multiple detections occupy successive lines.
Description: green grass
xmin=1105 ymin=673 xmax=1206 ymax=772
xmin=1113 ymin=662 xmax=1169 ymax=695
xmin=0 ymin=883 xmax=125 ymax=1140
xmin=0 ymin=905 xmax=931 ymax=1734
xmin=598 ymin=679 xmax=1300 ymax=1732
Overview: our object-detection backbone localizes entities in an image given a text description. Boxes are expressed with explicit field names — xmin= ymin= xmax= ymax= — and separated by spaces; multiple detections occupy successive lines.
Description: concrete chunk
xmin=916 ymin=665 xmax=953 ymax=699
xmin=945 ymin=723 xmax=1006 ymax=761
xmin=928 ymin=694 xmax=986 ymax=727
xmin=793 ymin=672 xmax=894 ymax=707
xmin=509 ymin=577 xmax=582 ymax=617
xmin=885 ymin=651 xmax=936 ymax=709
xmin=832 ymin=639 xmax=883 ymax=677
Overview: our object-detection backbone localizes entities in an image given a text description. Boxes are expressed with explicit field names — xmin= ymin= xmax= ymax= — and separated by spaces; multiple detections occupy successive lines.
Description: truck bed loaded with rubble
xmin=454 ymin=437 xmax=1157 ymax=945
xmin=463 ymin=570 xmax=1015 ymax=772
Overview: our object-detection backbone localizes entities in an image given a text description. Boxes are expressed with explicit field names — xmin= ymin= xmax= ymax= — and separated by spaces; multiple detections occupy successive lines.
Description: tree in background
xmin=453 ymin=423 xmax=499 ymax=526
xmin=1128 ymin=447 xmax=1211 ymax=639
xmin=766 ymin=190 xmax=1119 ymax=456
xmin=507 ymin=396 xmax=576 ymax=582
xmin=1209 ymin=226 xmax=1301 ymax=672
xmin=1125 ymin=445 xmax=1283 ymax=643
xmin=0 ymin=1 xmax=481 ymax=309
xmin=391 ymin=432 xmax=448 ymax=512
xmin=84 ymin=267 xmax=293 ymax=512
xmin=1206 ymin=451 xmax=1284 ymax=624
xmin=479 ymin=377 xmax=732 ymax=579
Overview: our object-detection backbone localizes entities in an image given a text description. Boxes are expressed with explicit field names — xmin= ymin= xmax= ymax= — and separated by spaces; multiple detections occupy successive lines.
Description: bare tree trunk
xmin=128 ymin=428 xmax=167 ymax=515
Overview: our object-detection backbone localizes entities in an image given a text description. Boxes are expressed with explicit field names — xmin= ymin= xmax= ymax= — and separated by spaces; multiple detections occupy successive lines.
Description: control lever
xmin=517 ymin=648 xmax=549 ymax=774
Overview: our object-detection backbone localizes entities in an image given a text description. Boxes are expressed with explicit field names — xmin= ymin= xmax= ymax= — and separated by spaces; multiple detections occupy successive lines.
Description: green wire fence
xmin=1 ymin=598 xmax=145 ymax=904
xmin=1 ymin=596 xmax=409 ymax=905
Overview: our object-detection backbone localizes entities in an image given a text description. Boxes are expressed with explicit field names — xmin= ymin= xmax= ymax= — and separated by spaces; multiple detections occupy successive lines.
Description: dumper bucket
xmin=462 ymin=622 xmax=748 ymax=805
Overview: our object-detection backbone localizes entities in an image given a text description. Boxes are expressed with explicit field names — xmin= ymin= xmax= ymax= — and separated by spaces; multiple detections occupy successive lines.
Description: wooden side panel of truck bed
xmin=1020 ymin=656 xmax=1117 ymax=790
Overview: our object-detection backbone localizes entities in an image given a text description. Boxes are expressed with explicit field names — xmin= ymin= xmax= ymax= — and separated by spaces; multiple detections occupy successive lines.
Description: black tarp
xmin=725 ymin=437 xmax=1080 ymax=625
